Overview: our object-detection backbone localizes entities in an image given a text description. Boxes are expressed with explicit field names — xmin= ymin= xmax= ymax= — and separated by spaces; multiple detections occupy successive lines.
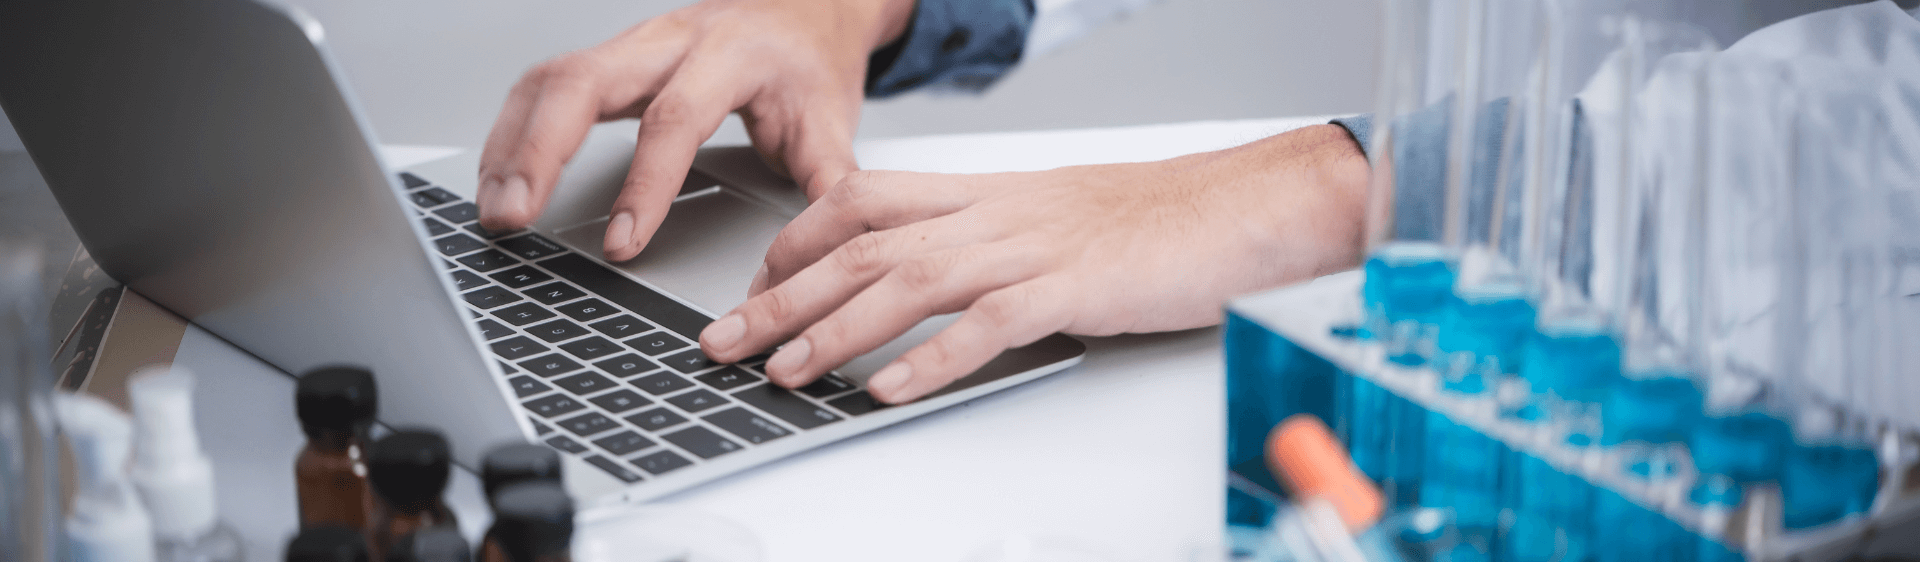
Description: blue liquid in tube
xmin=1781 ymin=442 xmax=1880 ymax=529
xmin=1520 ymin=322 xmax=1621 ymax=404
xmin=1364 ymin=244 xmax=1456 ymax=366
xmin=1422 ymin=413 xmax=1503 ymax=530
xmin=1602 ymin=374 xmax=1703 ymax=446
xmin=1690 ymin=412 xmax=1791 ymax=484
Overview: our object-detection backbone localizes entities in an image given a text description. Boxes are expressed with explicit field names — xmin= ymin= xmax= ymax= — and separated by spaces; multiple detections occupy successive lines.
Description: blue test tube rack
xmin=1225 ymin=260 xmax=1919 ymax=562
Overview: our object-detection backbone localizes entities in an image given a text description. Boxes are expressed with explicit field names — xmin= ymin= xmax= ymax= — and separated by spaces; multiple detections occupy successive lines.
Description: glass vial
xmin=388 ymin=526 xmax=471 ymax=562
xmin=481 ymin=481 xmax=574 ymax=562
xmin=295 ymin=367 xmax=378 ymax=530
xmin=367 ymin=430 xmax=458 ymax=561
xmin=284 ymin=526 xmax=371 ymax=562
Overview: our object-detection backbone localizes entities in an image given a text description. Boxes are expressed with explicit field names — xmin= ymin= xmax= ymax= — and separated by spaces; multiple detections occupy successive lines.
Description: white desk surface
xmin=180 ymin=116 xmax=1333 ymax=562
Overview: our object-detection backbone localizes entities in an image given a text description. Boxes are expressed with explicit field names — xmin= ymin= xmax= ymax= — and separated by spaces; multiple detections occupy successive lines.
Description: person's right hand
xmin=476 ymin=0 xmax=914 ymax=261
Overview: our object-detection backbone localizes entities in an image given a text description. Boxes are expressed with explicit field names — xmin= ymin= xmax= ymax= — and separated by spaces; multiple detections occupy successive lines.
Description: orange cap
xmin=1265 ymin=414 xmax=1384 ymax=533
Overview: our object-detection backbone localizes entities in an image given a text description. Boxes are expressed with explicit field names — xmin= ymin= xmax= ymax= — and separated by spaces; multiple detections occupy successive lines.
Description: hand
xmin=476 ymin=0 xmax=914 ymax=261
xmin=697 ymin=124 xmax=1373 ymax=403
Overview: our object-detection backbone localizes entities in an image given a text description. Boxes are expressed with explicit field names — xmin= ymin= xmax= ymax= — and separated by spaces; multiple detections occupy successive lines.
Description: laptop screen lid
xmin=0 ymin=0 xmax=527 ymax=466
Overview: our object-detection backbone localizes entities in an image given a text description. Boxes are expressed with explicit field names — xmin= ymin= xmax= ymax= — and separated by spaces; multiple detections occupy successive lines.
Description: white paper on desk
xmin=853 ymin=116 xmax=1337 ymax=173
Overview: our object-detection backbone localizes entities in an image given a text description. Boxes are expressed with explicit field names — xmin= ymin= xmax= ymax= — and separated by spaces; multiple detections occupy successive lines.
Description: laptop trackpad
xmin=547 ymin=188 xmax=964 ymax=386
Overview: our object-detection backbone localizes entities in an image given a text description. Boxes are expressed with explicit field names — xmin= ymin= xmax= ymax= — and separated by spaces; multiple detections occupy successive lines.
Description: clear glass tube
xmin=0 ymin=239 xmax=60 ymax=562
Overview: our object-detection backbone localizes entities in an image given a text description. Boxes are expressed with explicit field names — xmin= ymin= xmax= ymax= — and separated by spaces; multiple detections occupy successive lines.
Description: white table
xmin=165 ymin=116 xmax=1332 ymax=562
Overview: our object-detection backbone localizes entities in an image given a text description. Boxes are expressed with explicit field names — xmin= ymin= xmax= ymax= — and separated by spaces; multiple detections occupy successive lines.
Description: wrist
xmin=849 ymin=0 xmax=916 ymax=51
xmin=1227 ymin=124 xmax=1372 ymax=278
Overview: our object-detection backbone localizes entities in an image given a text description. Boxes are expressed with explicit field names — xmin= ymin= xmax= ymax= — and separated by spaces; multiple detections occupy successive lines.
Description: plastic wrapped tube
xmin=0 ymin=239 xmax=61 ymax=562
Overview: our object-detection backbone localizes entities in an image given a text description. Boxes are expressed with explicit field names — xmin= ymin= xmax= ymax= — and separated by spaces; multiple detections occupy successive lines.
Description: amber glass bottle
xmin=480 ymin=444 xmax=562 ymax=506
xmin=294 ymin=367 xmax=378 ymax=530
xmin=480 ymin=481 xmax=573 ymax=562
xmin=284 ymin=526 xmax=370 ymax=562
xmin=366 ymin=430 xmax=458 ymax=561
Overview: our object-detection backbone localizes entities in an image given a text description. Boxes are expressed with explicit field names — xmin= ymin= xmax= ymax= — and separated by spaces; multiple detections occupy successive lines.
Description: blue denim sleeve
xmin=865 ymin=0 xmax=1034 ymax=97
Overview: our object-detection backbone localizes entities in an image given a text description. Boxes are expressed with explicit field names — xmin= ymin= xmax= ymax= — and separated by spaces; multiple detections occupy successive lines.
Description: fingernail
xmin=767 ymin=338 xmax=811 ymax=380
xmin=702 ymin=315 xmax=744 ymax=353
xmin=499 ymin=176 xmax=530 ymax=219
xmin=867 ymin=363 xmax=912 ymax=400
xmin=606 ymin=211 xmax=635 ymax=252
xmin=747 ymin=264 xmax=769 ymax=296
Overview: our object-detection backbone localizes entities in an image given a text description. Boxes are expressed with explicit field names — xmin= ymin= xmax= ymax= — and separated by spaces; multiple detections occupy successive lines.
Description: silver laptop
xmin=0 ymin=0 xmax=1083 ymax=505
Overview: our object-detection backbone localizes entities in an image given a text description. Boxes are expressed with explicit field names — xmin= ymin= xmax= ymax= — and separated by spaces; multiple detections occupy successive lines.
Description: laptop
xmin=0 ymin=0 xmax=1084 ymax=505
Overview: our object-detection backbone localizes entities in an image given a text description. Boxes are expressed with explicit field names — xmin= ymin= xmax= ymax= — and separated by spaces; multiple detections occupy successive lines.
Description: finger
xmin=751 ymin=242 xmax=1050 ymax=388
xmin=602 ymin=65 xmax=746 ymax=261
xmin=477 ymin=59 xmax=604 ymax=231
xmin=864 ymin=276 xmax=1079 ymax=404
xmin=754 ymin=171 xmax=986 ymax=295
xmin=701 ymin=213 xmax=1006 ymax=363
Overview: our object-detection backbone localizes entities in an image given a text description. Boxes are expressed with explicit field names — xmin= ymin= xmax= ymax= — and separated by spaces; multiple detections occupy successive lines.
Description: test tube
xmin=0 ymin=240 xmax=60 ymax=562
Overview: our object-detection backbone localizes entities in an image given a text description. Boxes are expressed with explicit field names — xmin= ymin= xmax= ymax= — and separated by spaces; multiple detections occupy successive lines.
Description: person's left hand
xmin=695 ymin=124 xmax=1373 ymax=403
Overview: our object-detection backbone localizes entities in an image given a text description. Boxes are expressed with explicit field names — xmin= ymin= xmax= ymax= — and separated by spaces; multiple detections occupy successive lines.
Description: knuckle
xmin=832 ymin=171 xmax=884 ymax=212
xmin=833 ymin=232 xmax=892 ymax=278
xmin=973 ymin=286 xmax=1032 ymax=328
xmin=916 ymin=334 xmax=961 ymax=369
xmin=758 ymin=287 xmax=798 ymax=325
xmin=892 ymin=256 xmax=949 ymax=293
xmin=642 ymin=93 xmax=698 ymax=127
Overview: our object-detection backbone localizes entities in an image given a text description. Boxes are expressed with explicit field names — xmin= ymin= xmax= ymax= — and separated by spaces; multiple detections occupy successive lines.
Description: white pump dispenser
xmin=54 ymin=392 xmax=157 ymax=562
xmin=126 ymin=366 xmax=243 ymax=562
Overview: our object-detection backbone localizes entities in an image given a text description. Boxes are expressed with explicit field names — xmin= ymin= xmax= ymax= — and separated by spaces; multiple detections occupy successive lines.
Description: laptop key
xmin=631 ymin=372 xmax=695 ymax=396
xmin=522 ymin=394 xmax=585 ymax=418
xmin=434 ymin=234 xmax=487 ymax=256
xmin=827 ymin=392 xmax=888 ymax=417
xmin=526 ymin=319 xmax=589 ymax=343
xmin=662 ymin=426 xmax=741 ymax=459
xmin=456 ymin=249 xmax=517 ymax=272
xmin=476 ymin=319 xmax=512 ymax=340
xmin=557 ymin=412 xmax=618 ymax=436
xmin=594 ymin=354 xmax=660 ymax=378
xmin=525 ymin=282 xmax=587 ymax=305
xmin=665 ymin=389 xmax=728 ymax=413
xmin=491 ymin=303 xmax=556 ymax=326
xmin=555 ymin=298 xmax=615 ymax=321
xmin=462 ymin=286 xmax=522 ymax=310
xmin=464 ymin=223 xmax=516 ymax=240
xmin=798 ymin=374 xmax=856 ymax=398
xmin=497 ymin=234 xmax=568 ymax=261
xmin=696 ymin=367 xmax=761 ymax=392
xmin=592 ymin=431 xmax=656 ymax=456
xmin=399 ymin=172 xmax=430 ymax=188
xmin=450 ymin=270 xmax=488 ymax=292
xmin=507 ymin=376 xmax=551 ymax=398
xmin=625 ymin=332 xmax=688 ymax=356
xmin=423 ymin=218 xmax=454 ymax=236
xmin=588 ymin=389 xmax=650 ymax=413
xmin=490 ymin=266 xmax=553 ymax=289
xmin=582 ymin=455 xmax=643 ymax=483
xmin=490 ymin=336 xmax=550 ymax=360
xmin=498 ymin=361 xmax=518 ymax=374
xmin=411 ymin=187 xmax=460 ymax=208
xmin=553 ymin=372 xmax=615 ymax=395
xmin=519 ymin=353 xmax=584 ymax=378
xmin=433 ymin=202 xmax=480 ymax=224
xmin=732 ymin=384 xmax=842 ymax=430
xmin=659 ymin=349 xmax=716 ymax=374
xmin=537 ymin=254 xmax=713 ymax=341
xmin=545 ymin=436 xmax=588 ymax=454
xmin=532 ymin=420 xmax=554 ymax=435
xmin=629 ymin=450 xmax=693 ymax=475
xmin=704 ymin=407 xmax=791 ymax=445
xmin=625 ymin=408 xmax=687 ymax=432
xmin=588 ymin=315 xmax=654 ymax=340
xmin=559 ymin=336 xmax=621 ymax=360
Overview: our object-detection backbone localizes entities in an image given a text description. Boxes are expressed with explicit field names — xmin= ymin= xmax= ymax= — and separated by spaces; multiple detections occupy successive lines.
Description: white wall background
xmin=74 ymin=0 xmax=1381 ymax=152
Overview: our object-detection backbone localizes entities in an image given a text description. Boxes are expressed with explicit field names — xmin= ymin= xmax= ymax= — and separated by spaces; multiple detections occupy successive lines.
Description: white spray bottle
xmin=126 ymin=366 xmax=244 ymax=562
xmin=54 ymin=391 xmax=157 ymax=562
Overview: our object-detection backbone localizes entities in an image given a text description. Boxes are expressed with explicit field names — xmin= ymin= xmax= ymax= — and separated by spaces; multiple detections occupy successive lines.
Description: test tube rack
xmin=1225 ymin=269 xmax=1920 ymax=562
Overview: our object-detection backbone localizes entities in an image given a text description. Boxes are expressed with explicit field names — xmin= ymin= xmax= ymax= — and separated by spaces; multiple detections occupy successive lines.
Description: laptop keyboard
xmin=396 ymin=172 xmax=889 ymax=483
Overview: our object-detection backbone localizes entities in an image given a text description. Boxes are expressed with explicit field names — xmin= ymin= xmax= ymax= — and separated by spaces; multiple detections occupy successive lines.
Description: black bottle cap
xmin=296 ymin=367 xmax=378 ymax=440
xmin=368 ymin=429 xmax=451 ymax=511
xmin=489 ymin=481 xmax=574 ymax=561
xmin=481 ymin=444 xmax=563 ymax=504
xmin=285 ymin=526 xmax=371 ymax=562
xmin=385 ymin=525 xmax=470 ymax=562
